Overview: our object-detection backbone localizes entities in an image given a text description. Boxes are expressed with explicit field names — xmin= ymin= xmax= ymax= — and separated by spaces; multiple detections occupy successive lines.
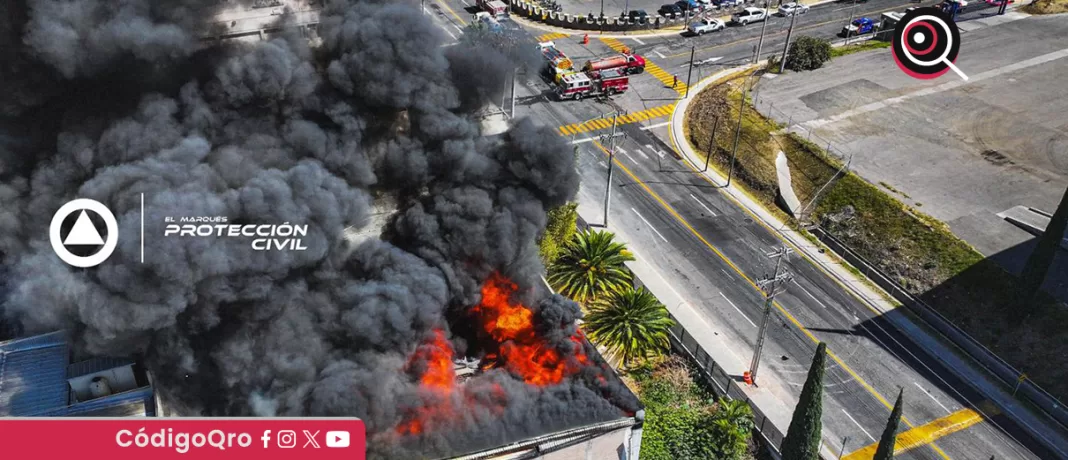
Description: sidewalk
xmin=669 ymin=66 xmax=1068 ymax=459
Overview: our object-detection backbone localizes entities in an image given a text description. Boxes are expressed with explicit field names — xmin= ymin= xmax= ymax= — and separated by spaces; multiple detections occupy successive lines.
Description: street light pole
xmin=753 ymin=1 xmax=771 ymax=63
xmin=749 ymin=244 xmax=793 ymax=384
xmin=685 ymin=45 xmax=696 ymax=98
xmin=845 ymin=0 xmax=859 ymax=45
xmin=704 ymin=116 xmax=719 ymax=172
xmin=603 ymin=112 xmax=620 ymax=228
xmin=779 ymin=8 xmax=799 ymax=73
xmin=727 ymin=75 xmax=751 ymax=187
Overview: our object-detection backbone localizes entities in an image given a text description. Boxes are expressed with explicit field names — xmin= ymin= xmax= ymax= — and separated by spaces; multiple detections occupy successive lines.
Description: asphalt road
xmin=425 ymin=0 xmax=1059 ymax=458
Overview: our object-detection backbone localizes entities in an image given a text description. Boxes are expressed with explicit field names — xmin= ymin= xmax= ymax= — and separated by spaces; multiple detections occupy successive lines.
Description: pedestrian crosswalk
xmin=537 ymin=32 xmax=570 ymax=42
xmin=557 ymin=103 xmax=677 ymax=136
xmin=600 ymin=38 xmax=687 ymax=96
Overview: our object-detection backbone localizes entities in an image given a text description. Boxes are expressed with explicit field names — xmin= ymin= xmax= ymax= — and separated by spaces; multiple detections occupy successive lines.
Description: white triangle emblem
xmin=63 ymin=210 xmax=106 ymax=246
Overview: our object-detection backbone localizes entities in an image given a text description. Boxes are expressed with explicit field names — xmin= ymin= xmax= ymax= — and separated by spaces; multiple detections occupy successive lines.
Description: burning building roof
xmin=0 ymin=0 xmax=639 ymax=458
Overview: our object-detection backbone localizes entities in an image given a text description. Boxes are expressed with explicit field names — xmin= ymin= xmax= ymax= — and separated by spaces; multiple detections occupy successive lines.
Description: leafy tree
xmin=585 ymin=287 xmax=675 ymax=366
xmin=785 ymin=36 xmax=832 ymax=71
xmin=1017 ymin=185 xmax=1068 ymax=315
xmin=874 ymin=389 xmax=904 ymax=460
xmin=548 ymin=229 xmax=634 ymax=303
xmin=781 ymin=342 xmax=827 ymax=460
xmin=709 ymin=398 xmax=755 ymax=459
xmin=537 ymin=202 xmax=579 ymax=265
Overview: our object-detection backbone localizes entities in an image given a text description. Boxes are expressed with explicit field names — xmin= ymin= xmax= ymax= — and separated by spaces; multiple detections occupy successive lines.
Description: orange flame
xmin=473 ymin=273 xmax=588 ymax=386
xmin=396 ymin=329 xmax=456 ymax=435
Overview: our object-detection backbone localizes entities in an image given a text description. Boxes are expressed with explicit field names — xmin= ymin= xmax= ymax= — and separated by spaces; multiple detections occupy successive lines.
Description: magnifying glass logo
xmin=892 ymin=7 xmax=969 ymax=81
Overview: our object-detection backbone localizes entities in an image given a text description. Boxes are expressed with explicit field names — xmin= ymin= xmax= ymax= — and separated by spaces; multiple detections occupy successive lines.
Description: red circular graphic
xmin=903 ymin=21 xmax=937 ymax=55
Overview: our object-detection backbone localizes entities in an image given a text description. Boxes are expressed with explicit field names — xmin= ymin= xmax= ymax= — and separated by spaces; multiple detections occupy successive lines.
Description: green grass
xmin=1024 ymin=0 xmax=1068 ymax=13
xmin=685 ymin=76 xmax=1068 ymax=400
xmin=830 ymin=40 xmax=891 ymax=58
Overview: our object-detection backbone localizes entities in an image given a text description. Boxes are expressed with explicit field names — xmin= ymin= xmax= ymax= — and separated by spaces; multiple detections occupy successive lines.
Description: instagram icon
xmin=277 ymin=430 xmax=297 ymax=449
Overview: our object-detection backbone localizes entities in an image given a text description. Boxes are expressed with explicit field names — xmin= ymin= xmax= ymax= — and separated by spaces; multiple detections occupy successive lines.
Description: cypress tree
xmin=873 ymin=389 xmax=904 ymax=460
xmin=781 ymin=342 xmax=826 ymax=460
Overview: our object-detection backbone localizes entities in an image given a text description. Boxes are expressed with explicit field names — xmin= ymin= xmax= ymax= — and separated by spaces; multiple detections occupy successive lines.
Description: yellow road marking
xmin=586 ymin=138 xmax=951 ymax=460
xmin=556 ymin=104 xmax=677 ymax=137
xmin=598 ymin=38 xmax=687 ymax=95
xmin=435 ymin=0 xmax=466 ymax=25
xmin=537 ymin=32 xmax=570 ymax=42
xmin=842 ymin=404 xmax=998 ymax=460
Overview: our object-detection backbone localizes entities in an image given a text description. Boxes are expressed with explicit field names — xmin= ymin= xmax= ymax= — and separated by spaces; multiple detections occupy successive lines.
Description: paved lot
xmin=753 ymin=12 xmax=1068 ymax=297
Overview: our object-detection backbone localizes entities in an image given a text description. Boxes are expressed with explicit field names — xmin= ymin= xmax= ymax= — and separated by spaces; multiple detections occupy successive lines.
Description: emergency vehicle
xmin=556 ymin=67 xmax=629 ymax=100
xmin=538 ymin=41 xmax=574 ymax=79
xmin=477 ymin=0 xmax=509 ymax=17
xmin=582 ymin=53 xmax=647 ymax=75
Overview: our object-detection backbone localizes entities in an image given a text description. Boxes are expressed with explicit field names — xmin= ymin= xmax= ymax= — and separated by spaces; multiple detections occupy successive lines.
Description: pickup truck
xmin=688 ymin=18 xmax=726 ymax=35
xmin=732 ymin=7 xmax=768 ymax=25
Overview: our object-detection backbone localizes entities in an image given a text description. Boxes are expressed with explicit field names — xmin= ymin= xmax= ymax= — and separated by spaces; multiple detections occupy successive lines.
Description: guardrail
xmin=810 ymin=225 xmax=1068 ymax=431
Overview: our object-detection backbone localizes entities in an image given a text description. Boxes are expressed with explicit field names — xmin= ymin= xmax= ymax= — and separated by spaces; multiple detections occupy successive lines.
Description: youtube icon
xmin=326 ymin=431 xmax=350 ymax=448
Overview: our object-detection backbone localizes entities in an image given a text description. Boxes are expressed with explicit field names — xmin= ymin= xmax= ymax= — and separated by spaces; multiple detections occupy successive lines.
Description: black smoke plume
xmin=0 ymin=0 xmax=638 ymax=458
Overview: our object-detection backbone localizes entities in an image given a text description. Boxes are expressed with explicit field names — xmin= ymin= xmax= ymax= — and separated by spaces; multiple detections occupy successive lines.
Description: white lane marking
xmin=631 ymin=37 xmax=646 ymax=45
xmin=572 ymin=137 xmax=597 ymax=145
xmin=452 ymin=24 xmax=464 ymax=32
xmin=640 ymin=121 xmax=671 ymax=130
xmin=913 ymin=382 xmax=952 ymax=414
xmin=646 ymin=144 xmax=665 ymax=158
xmin=719 ymin=291 xmax=756 ymax=327
xmin=460 ymin=0 xmax=470 ymax=5
xmin=794 ymin=281 xmax=830 ymax=310
xmin=832 ymin=5 xmax=854 ymax=11
xmin=655 ymin=50 xmax=667 ymax=59
xmin=842 ymin=410 xmax=877 ymax=442
xmin=690 ymin=194 xmax=718 ymax=217
xmin=634 ymin=148 xmax=650 ymax=160
xmin=632 ymin=208 xmax=669 ymax=242
xmin=618 ymin=147 xmax=637 ymax=163
xmin=598 ymin=160 xmax=607 ymax=168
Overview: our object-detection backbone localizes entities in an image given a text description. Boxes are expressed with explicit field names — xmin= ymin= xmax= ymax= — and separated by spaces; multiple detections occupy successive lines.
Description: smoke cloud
xmin=0 ymin=0 xmax=638 ymax=458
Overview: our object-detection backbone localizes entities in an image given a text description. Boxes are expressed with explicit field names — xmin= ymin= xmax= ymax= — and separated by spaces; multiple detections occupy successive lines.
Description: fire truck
xmin=556 ymin=68 xmax=629 ymax=100
xmin=582 ymin=53 xmax=647 ymax=75
xmin=538 ymin=41 xmax=573 ymax=79
xmin=477 ymin=0 xmax=508 ymax=17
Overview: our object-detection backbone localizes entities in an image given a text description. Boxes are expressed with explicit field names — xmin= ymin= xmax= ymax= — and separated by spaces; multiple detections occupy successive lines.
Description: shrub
xmin=785 ymin=36 xmax=832 ymax=71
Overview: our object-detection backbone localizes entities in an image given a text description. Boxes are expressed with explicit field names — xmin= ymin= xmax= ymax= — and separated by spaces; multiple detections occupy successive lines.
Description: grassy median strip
xmin=685 ymin=73 xmax=1068 ymax=401
xmin=829 ymin=40 xmax=891 ymax=58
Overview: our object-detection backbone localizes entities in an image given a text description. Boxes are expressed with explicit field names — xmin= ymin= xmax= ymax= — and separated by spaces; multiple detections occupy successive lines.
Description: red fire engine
xmin=556 ymin=68 xmax=629 ymax=100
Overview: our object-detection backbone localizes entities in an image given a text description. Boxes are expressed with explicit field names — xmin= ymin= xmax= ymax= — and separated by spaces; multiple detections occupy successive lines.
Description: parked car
xmin=688 ymin=17 xmax=726 ymax=34
xmin=623 ymin=9 xmax=649 ymax=22
xmin=841 ymin=17 xmax=877 ymax=36
xmin=731 ymin=7 xmax=768 ymax=25
xmin=716 ymin=0 xmax=742 ymax=7
xmin=658 ymin=3 xmax=683 ymax=15
xmin=696 ymin=0 xmax=717 ymax=8
xmin=676 ymin=0 xmax=701 ymax=12
xmin=943 ymin=0 xmax=969 ymax=12
xmin=985 ymin=0 xmax=1012 ymax=5
xmin=778 ymin=2 xmax=809 ymax=15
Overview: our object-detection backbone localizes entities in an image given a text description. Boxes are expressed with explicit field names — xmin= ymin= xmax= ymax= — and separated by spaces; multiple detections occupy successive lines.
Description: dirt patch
xmin=981 ymin=149 xmax=1013 ymax=166
xmin=1024 ymin=0 xmax=1068 ymax=14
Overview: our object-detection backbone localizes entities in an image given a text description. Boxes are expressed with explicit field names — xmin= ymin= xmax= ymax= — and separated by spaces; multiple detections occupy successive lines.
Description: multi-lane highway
xmin=424 ymin=0 xmax=1066 ymax=458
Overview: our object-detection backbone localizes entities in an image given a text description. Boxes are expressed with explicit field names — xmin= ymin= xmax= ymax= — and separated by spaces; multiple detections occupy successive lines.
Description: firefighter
xmin=582 ymin=34 xmax=589 ymax=45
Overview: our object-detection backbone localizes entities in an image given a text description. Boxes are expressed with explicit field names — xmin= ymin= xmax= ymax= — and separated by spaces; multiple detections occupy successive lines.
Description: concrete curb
xmin=669 ymin=65 xmax=1068 ymax=459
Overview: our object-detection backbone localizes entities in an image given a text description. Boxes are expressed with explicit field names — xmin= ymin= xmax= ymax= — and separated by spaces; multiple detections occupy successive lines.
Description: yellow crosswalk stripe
xmin=842 ymin=404 xmax=998 ymax=460
xmin=537 ymin=32 xmax=570 ymax=42
xmin=555 ymin=103 xmax=677 ymax=138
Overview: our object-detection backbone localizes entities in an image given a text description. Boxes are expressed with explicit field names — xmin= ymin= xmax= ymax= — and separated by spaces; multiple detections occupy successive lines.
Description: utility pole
xmin=844 ymin=0 xmax=859 ymax=45
xmin=603 ymin=112 xmax=621 ymax=228
xmin=779 ymin=8 xmax=799 ymax=73
xmin=837 ymin=437 xmax=850 ymax=460
xmin=753 ymin=1 xmax=771 ymax=63
xmin=750 ymin=244 xmax=793 ymax=384
xmin=727 ymin=75 xmax=750 ymax=187
xmin=509 ymin=69 xmax=517 ymax=118
xmin=685 ymin=45 xmax=696 ymax=98
xmin=704 ymin=116 xmax=719 ymax=172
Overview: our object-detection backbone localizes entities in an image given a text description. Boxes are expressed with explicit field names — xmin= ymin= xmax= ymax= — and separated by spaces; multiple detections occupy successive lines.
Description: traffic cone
xmin=743 ymin=371 xmax=753 ymax=385
xmin=582 ymin=34 xmax=589 ymax=45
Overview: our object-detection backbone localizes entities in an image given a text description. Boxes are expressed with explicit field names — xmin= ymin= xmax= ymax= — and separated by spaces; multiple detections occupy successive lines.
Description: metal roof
xmin=43 ymin=387 xmax=155 ymax=417
xmin=67 ymin=357 xmax=135 ymax=379
xmin=0 ymin=331 xmax=71 ymax=416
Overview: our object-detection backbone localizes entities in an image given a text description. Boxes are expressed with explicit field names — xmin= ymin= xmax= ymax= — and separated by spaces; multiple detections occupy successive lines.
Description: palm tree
xmin=710 ymin=398 xmax=755 ymax=460
xmin=584 ymin=287 xmax=675 ymax=367
xmin=548 ymin=229 xmax=635 ymax=304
